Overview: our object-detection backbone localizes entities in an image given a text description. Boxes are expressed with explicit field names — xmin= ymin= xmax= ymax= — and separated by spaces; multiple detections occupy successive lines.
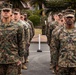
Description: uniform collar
xmin=63 ymin=24 xmax=76 ymax=33
xmin=0 ymin=20 xmax=13 ymax=27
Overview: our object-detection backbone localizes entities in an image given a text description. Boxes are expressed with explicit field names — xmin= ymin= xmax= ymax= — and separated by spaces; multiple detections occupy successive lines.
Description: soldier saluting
xmin=50 ymin=9 xmax=76 ymax=75
xmin=0 ymin=3 xmax=24 ymax=75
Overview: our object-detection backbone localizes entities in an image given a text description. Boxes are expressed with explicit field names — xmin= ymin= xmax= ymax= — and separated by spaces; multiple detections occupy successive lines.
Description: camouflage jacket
xmin=13 ymin=20 xmax=28 ymax=49
xmin=0 ymin=21 xmax=25 ymax=64
xmin=27 ymin=20 xmax=35 ymax=38
xmin=26 ymin=20 xmax=35 ymax=41
xmin=47 ymin=21 xmax=59 ymax=45
xmin=19 ymin=20 xmax=28 ymax=44
xmin=50 ymin=25 xmax=76 ymax=67
xmin=25 ymin=21 xmax=31 ymax=43
xmin=52 ymin=25 xmax=64 ymax=36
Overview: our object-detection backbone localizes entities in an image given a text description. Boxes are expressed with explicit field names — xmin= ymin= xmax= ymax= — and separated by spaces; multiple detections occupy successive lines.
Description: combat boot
xmin=51 ymin=69 xmax=55 ymax=74
xmin=26 ymin=57 xmax=29 ymax=63
xmin=50 ymin=63 xmax=53 ymax=70
xmin=22 ymin=64 xmax=27 ymax=70
xmin=49 ymin=64 xmax=55 ymax=74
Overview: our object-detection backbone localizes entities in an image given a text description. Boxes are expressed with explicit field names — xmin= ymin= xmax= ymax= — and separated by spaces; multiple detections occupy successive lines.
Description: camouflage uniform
xmin=47 ymin=21 xmax=59 ymax=73
xmin=0 ymin=21 xmax=24 ymax=75
xmin=21 ymin=20 xmax=31 ymax=64
xmin=27 ymin=20 xmax=35 ymax=41
xmin=47 ymin=21 xmax=59 ymax=46
xmin=13 ymin=20 xmax=28 ymax=73
xmin=24 ymin=21 xmax=31 ymax=58
xmin=41 ymin=16 xmax=47 ymax=35
xmin=14 ymin=20 xmax=28 ymax=57
xmin=50 ymin=25 xmax=76 ymax=75
xmin=52 ymin=25 xmax=64 ymax=36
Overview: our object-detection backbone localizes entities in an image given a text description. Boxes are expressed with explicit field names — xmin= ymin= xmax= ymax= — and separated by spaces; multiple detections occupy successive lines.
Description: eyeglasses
xmin=3 ymin=9 xmax=10 ymax=12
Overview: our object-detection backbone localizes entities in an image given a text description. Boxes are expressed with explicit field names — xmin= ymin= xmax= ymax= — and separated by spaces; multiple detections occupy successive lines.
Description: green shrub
xmin=28 ymin=15 xmax=40 ymax=27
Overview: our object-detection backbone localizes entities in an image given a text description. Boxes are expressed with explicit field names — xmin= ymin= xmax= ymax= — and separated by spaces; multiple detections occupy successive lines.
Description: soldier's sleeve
xmin=45 ymin=22 xmax=49 ymax=36
xmin=50 ymin=33 xmax=60 ymax=67
xmin=30 ymin=21 xmax=35 ymax=37
xmin=17 ymin=25 xmax=25 ymax=57
xmin=24 ymin=26 xmax=28 ymax=43
xmin=47 ymin=24 xmax=53 ymax=45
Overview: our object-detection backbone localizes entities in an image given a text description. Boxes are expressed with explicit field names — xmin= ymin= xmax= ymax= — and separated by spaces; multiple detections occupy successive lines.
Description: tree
xmin=45 ymin=0 xmax=71 ymax=13
xmin=64 ymin=0 xmax=76 ymax=9
xmin=30 ymin=0 xmax=46 ymax=9
xmin=30 ymin=0 xmax=47 ymax=15
xmin=4 ymin=0 xmax=28 ymax=9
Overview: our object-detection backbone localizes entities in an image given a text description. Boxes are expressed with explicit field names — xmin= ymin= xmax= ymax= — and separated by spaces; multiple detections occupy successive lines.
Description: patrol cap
xmin=24 ymin=13 xmax=27 ymax=17
xmin=24 ymin=13 xmax=27 ymax=16
xmin=13 ymin=11 xmax=19 ymax=14
xmin=58 ymin=12 xmax=63 ymax=18
xmin=58 ymin=13 xmax=63 ymax=16
xmin=63 ymin=9 xmax=75 ymax=18
xmin=1 ymin=3 xmax=12 ymax=11
xmin=13 ymin=8 xmax=20 ymax=14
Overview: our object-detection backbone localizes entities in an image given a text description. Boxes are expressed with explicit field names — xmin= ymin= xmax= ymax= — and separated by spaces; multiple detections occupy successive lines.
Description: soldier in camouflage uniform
xmin=45 ymin=12 xmax=52 ymax=38
xmin=13 ymin=10 xmax=28 ymax=75
xmin=20 ymin=14 xmax=31 ymax=63
xmin=50 ymin=9 xmax=76 ymax=75
xmin=47 ymin=13 xmax=60 ymax=72
xmin=52 ymin=13 xmax=65 ymax=35
xmin=49 ymin=12 xmax=64 ymax=73
xmin=47 ymin=12 xmax=59 ymax=46
xmin=24 ymin=14 xmax=35 ymax=40
xmin=24 ymin=14 xmax=35 ymax=63
xmin=0 ymin=3 xmax=25 ymax=75
xmin=40 ymin=15 xmax=47 ymax=35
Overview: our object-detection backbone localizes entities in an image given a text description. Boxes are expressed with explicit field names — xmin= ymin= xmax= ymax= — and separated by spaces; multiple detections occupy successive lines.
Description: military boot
xmin=26 ymin=57 xmax=29 ymax=63
xmin=22 ymin=64 xmax=27 ymax=70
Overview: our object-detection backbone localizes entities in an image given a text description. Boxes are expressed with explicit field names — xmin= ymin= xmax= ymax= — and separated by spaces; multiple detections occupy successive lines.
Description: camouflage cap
xmin=24 ymin=13 xmax=27 ymax=16
xmin=63 ymin=9 xmax=75 ymax=17
xmin=1 ymin=2 xmax=12 ymax=11
xmin=58 ymin=13 xmax=63 ymax=16
xmin=13 ymin=8 xmax=20 ymax=13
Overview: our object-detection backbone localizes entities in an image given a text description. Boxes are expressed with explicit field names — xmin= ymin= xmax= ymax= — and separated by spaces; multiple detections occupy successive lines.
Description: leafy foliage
xmin=4 ymin=0 xmax=27 ymax=9
xmin=30 ymin=0 xmax=47 ymax=6
xmin=28 ymin=15 xmax=40 ymax=26
xmin=45 ymin=0 xmax=70 ymax=12
xmin=46 ymin=0 xmax=76 ymax=12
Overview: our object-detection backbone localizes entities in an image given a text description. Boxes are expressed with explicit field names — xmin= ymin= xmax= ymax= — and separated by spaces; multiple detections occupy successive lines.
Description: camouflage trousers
xmin=0 ymin=64 xmax=18 ymax=75
xmin=24 ymin=44 xmax=30 ymax=60
xmin=18 ymin=64 xmax=22 ymax=74
xmin=56 ymin=67 xmax=76 ymax=75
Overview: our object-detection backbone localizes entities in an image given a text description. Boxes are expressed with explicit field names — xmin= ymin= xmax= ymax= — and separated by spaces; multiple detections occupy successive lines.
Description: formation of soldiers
xmin=0 ymin=1 xmax=76 ymax=75
xmin=0 ymin=3 xmax=34 ymax=75
xmin=46 ymin=8 xmax=76 ymax=75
